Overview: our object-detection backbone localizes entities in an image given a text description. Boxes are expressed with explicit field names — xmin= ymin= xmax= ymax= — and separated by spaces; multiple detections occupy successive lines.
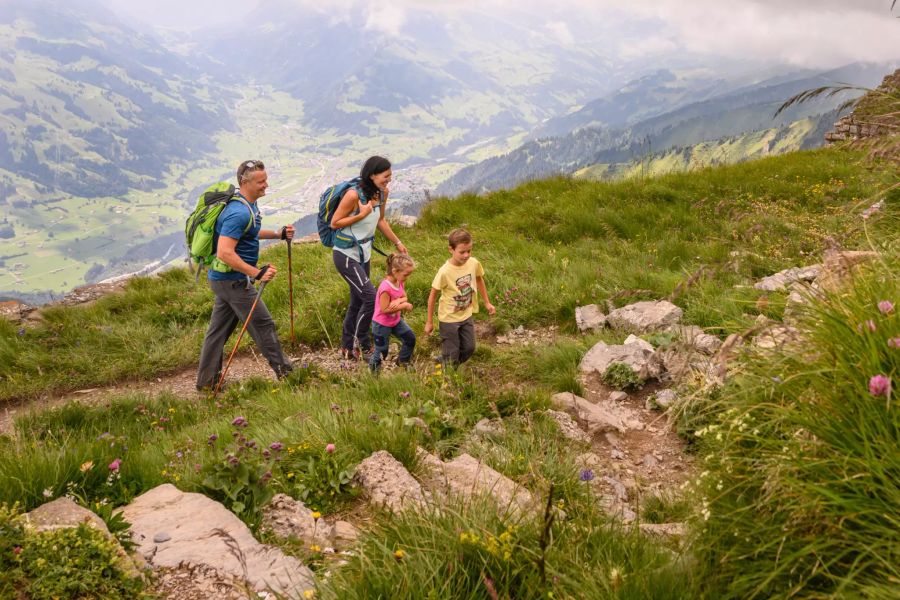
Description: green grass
xmin=2 ymin=147 xmax=894 ymax=402
xmin=686 ymin=253 xmax=900 ymax=599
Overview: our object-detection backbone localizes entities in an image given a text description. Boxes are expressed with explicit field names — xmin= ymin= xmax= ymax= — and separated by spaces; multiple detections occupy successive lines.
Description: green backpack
xmin=184 ymin=182 xmax=254 ymax=279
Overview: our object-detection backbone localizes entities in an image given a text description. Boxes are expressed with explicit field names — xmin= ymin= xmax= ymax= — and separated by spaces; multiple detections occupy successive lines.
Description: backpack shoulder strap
xmin=226 ymin=196 xmax=256 ymax=235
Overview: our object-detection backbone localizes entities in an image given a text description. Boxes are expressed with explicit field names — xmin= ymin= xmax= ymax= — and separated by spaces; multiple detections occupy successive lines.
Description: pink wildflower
xmin=888 ymin=337 xmax=900 ymax=349
xmin=325 ymin=443 xmax=336 ymax=454
xmin=108 ymin=458 xmax=122 ymax=472
xmin=877 ymin=300 xmax=894 ymax=315
xmin=868 ymin=375 xmax=891 ymax=398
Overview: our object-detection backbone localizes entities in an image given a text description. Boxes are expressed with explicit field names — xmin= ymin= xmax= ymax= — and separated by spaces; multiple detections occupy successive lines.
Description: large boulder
xmin=575 ymin=304 xmax=606 ymax=332
xmin=119 ymin=484 xmax=313 ymax=595
xmin=607 ymin=301 xmax=683 ymax=334
xmin=579 ymin=339 xmax=661 ymax=381
xmin=353 ymin=450 xmax=426 ymax=513
xmin=25 ymin=497 xmax=109 ymax=534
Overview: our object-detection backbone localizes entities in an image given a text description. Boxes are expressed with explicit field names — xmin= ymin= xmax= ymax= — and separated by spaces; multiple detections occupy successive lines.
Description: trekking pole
xmin=286 ymin=238 xmax=296 ymax=345
xmin=213 ymin=280 xmax=268 ymax=399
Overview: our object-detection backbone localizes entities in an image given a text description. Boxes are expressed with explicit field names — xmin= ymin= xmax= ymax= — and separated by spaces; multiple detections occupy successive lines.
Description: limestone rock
xmin=669 ymin=325 xmax=722 ymax=355
xmin=608 ymin=391 xmax=628 ymax=403
xmin=579 ymin=340 xmax=661 ymax=381
xmin=262 ymin=494 xmax=358 ymax=550
xmin=390 ymin=214 xmax=418 ymax=228
xmin=650 ymin=389 xmax=677 ymax=410
xmin=754 ymin=265 xmax=821 ymax=291
xmin=575 ymin=304 xmax=606 ymax=332
xmin=623 ymin=334 xmax=654 ymax=352
xmin=545 ymin=410 xmax=591 ymax=444
xmin=752 ymin=324 xmax=801 ymax=350
xmin=353 ymin=450 xmax=425 ymax=513
xmin=25 ymin=498 xmax=109 ymax=535
xmin=551 ymin=392 xmax=642 ymax=434
xmin=607 ymin=301 xmax=683 ymax=334
xmin=418 ymin=450 xmax=537 ymax=515
xmin=120 ymin=484 xmax=313 ymax=595
xmin=473 ymin=418 xmax=505 ymax=438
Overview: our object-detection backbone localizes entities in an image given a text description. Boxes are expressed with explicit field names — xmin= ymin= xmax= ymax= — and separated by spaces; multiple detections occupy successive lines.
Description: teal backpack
xmin=185 ymin=182 xmax=254 ymax=279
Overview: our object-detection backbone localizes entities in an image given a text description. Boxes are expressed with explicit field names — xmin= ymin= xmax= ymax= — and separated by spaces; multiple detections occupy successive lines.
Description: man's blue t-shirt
xmin=208 ymin=196 xmax=261 ymax=281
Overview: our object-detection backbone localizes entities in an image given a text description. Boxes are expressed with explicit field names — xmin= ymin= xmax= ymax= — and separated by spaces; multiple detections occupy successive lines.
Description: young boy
xmin=424 ymin=228 xmax=496 ymax=365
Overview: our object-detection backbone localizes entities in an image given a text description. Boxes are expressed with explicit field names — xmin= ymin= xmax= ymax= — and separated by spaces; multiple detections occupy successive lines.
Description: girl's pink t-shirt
xmin=372 ymin=279 xmax=405 ymax=327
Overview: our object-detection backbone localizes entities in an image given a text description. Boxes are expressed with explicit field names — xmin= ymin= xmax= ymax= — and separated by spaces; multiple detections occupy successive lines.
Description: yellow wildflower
xmin=393 ymin=549 xmax=405 ymax=560
xmin=79 ymin=461 xmax=94 ymax=473
xmin=311 ymin=511 xmax=321 ymax=520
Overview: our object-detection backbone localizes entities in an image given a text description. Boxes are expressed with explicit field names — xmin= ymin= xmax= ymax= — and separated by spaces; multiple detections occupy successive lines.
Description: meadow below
xmin=0 ymin=146 xmax=897 ymax=599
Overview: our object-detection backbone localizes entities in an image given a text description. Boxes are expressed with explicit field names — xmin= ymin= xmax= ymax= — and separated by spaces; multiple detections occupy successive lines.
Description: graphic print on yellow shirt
xmin=452 ymin=274 xmax=474 ymax=312
xmin=432 ymin=258 xmax=484 ymax=324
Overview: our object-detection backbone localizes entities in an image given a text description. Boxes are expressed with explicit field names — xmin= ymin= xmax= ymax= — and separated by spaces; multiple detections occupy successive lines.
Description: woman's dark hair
xmin=359 ymin=156 xmax=391 ymax=201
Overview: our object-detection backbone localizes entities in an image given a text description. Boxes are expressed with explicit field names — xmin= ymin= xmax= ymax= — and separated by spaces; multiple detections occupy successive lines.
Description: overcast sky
xmin=102 ymin=0 xmax=900 ymax=69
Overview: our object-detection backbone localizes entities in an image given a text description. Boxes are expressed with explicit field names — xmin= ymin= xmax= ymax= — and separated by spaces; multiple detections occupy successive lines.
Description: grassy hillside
xmin=1 ymin=146 xmax=895 ymax=402
xmin=0 ymin=144 xmax=897 ymax=598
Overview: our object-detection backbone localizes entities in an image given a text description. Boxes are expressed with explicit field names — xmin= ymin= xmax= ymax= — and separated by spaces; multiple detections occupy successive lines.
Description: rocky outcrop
xmin=262 ymin=494 xmax=359 ymax=549
xmin=551 ymin=392 xmax=643 ymax=434
xmin=119 ymin=484 xmax=314 ymax=595
xmin=579 ymin=338 xmax=662 ymax=382
xmin=417 ymin=449 xmax=538 ymax=515
xmin=606 ymin=301 xmax=683 ymax=334
xmin=545 ymin=409 xmax=592 ymax=444
xmin=25 ymin=497 xmax=110 ymax=534
xmin=753 ymin=265 xmax=821 ymax=292
xmin=353 ymin=450 xmax=426 ymax=513
xmin=575 ymin=304 xmax=606 ymax=332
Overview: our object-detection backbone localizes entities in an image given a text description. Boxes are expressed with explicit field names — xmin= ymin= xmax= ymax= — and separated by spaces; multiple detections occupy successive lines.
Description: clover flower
xmin=108 ymin=458 xmax=122 ymax=472
xmin=869 ymin=374 xmax=891 ymax=397
xmin=325 ymin=443 xmax=336 ymax=454
xmin=877 ymin=300 xmax=894 ymax=315
xmin=889 ymin=337 xmax=900 ymax=349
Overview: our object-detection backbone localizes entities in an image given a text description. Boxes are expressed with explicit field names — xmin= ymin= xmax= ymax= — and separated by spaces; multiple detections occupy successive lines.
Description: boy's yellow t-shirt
xmin=431 ymin=258 xmax=485 ymax=323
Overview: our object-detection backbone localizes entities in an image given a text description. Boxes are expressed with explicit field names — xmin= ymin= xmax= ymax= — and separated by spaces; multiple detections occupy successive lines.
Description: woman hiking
xmin=330 ymin=156 xmax=408 ymax=360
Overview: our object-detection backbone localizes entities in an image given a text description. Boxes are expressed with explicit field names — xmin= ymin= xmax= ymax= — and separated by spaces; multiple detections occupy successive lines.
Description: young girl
xmin=370 ymin=253 xmax=417 ymax=372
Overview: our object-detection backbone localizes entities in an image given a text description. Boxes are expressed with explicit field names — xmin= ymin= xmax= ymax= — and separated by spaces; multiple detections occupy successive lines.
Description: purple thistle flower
xmin=868 ymin=374 xmax=891 ymax=398
xmin=208 ymin=434 xmax=218 ymax=445
xmin=878 ymin=300 xmax=894 ymax=315
xmin=245 ymin=440 xmax=256 ymax=449
xmin=888 ymin=337 xmax=900 ymax=349
xmin=260 ymin=471 xmax=272 ymax=484
xmin=269 ymin=442 xmax=284 ymax=452
xmin=579 ymin=469 xmax=594 ymax=482
xmin=232 ymin=416 xmax=248 ymax=427
xmin=227 ymin=454 xmax=240 ymax=466
xmin=262 ymin=449 xmax=271 ymax=458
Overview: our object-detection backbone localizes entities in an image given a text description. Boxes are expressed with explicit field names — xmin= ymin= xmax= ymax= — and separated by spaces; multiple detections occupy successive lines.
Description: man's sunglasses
xmin=238 ymin=160 xmax=265 ymax=181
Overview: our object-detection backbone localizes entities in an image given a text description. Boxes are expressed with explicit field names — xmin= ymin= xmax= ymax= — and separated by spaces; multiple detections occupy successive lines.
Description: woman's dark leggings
xmin=333 ymin=250 xmax=375 ymax=352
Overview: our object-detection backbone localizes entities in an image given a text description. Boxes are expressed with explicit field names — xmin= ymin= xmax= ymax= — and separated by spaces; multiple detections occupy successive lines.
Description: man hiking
xmin=196 ymin=159 xmax=294 ymax=390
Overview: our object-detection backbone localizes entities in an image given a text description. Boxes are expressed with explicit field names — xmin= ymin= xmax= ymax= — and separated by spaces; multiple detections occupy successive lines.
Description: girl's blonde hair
xmin=386 ymin=253 xmax=415 ymax=276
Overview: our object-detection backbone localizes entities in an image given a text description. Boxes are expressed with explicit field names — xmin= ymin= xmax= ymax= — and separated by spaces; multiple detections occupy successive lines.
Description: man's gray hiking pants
xmin=196 ymin=278 xmax=292 ymax=389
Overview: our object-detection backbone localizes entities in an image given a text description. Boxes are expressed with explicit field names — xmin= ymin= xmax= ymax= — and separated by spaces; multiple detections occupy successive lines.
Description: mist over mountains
xmin=0 ymin=0 xmax=897 ymax=301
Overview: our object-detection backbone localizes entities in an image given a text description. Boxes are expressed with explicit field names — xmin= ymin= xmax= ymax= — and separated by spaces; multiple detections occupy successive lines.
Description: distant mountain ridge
xmin=437 ymin=63 xmax=895 ymax=196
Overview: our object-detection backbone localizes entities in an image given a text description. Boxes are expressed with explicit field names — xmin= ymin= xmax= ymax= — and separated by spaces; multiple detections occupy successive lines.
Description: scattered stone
xmin=262 ymin=494 xmax=358 ymax=549
xmin=153 ymin=532 xmax=172 ymax=544
xmin=649 ymin=389 xmax=677 ymax=410
xmin=575 ymin=304 xmax=606 ymax=332
xmin=333 ymin=521 xmax=360 ymax=546
xmin=390 ymin=214 xmax=419 ymax=228
xmin=353 ymin=451 xmax=426 ymax=513
xmin=669 ymin=325 xmax=722 ymax=355
xmin=545 ymin=410 xmax=591 ymax=444
xmin=120 ymin=484 xmax=313 ymax=595
xmin=418 ymin=450 xmax=537 ymax=515
xmin=623 ymin=334 xmax=654 ymax=352
xmin=579 ymin=340 xmax=661 ymax=382
xmin=611 ymin=449 xmax=625 ymax=460
xmin=473 ymin=418 xmax=505 ymax=437
xmin=753 ymin=265 xmax=821 ymax=291
xmin=607 ymin=301 xmax=683 ymax=334
xmin=601 ymin=476 xmax=629 ymax=502
xmin=752 ymin=324 xmax=801 ymax=350
xmin=641 ymin=454 xmax=659 ymax=468
xmin=25 ymin=498 xmax=109 ymax=535
xmin=551 ymin=392 xmax=639 ymax=434
xmin=608 ymin=391 xmax=628 ymax=403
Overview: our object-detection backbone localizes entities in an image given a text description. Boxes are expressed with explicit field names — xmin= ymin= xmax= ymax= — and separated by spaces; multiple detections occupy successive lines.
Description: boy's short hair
xmin=448 ymin=228 xmax=472 ymax=248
